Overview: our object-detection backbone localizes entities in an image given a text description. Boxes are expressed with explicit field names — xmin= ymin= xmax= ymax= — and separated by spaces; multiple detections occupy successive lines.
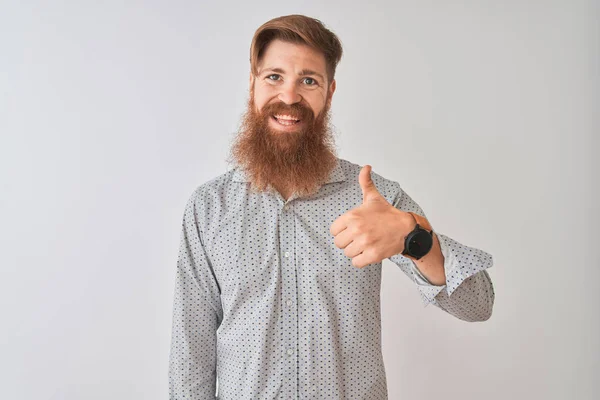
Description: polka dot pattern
xmin=169 ymin=157 xmax=495 ymax=399
xmin=387 ymin=185 xmax=495 ymax=320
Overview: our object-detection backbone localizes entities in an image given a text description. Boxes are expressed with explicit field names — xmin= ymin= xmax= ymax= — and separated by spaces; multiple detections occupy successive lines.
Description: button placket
xmin=279 ymin=201 xmax=298 ymax=399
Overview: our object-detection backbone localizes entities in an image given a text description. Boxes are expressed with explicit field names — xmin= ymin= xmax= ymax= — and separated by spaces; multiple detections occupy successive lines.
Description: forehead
xmin=258 ymin=39 xmax=326 ymax=74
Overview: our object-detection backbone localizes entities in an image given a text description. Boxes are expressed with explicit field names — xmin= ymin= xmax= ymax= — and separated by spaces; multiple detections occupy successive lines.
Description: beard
xmin=228 ymin=93 xmax=338 ymax=198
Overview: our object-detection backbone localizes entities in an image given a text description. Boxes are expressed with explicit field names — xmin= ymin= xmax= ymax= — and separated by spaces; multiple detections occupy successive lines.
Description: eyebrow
xmin=261 ymin=67 xmax=325 ymax=82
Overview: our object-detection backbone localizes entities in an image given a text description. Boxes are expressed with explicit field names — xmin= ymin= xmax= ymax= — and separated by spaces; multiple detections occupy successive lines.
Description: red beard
xmin=228 ymin=95 xmax=338 ymax=198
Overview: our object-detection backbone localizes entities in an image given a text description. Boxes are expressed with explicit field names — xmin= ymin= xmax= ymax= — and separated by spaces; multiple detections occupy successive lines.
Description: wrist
xmin=401 ymin=212 xmax=434 ymax=261
xmin=402 ymin=211 xmax=417 ymax=236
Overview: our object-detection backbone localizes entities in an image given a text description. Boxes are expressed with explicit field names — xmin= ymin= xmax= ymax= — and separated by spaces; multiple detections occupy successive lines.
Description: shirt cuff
xmin=412 ymin=231 xmax=494 ymax=305
xmin=410 ymin=259 xmax=446 ymax=305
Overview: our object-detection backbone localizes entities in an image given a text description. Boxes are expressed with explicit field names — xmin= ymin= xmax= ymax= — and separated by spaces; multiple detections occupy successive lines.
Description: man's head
xmin=228 ymin=15 xmax=344 ymax=198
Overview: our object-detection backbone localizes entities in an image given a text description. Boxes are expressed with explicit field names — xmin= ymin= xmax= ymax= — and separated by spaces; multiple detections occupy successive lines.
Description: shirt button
xmin=287 ymin=349 xmax=294 ymax=356
xmin=284 ymin=252 xmax=290 ymax=258
xmin=286 ymin=300 xmax=293 ymax=306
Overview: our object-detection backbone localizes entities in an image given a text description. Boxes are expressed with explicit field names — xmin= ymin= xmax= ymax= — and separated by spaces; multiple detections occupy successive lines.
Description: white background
xmin=1 ymin=1 xmax=598 ymax=399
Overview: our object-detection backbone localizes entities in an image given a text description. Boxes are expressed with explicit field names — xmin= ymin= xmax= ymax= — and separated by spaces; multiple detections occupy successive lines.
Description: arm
xmin=387 ymin=182 xmax=495 ymax=322
xmin=169 ymin=189 xmax=222 ymax=399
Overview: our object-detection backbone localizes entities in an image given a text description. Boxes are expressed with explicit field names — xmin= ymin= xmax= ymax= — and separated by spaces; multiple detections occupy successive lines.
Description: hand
xmin=330 ymin=165 xmax=414 ymax=268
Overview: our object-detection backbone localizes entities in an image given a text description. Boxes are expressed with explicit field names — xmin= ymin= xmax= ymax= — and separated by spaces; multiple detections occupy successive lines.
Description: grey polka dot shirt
xmin=169 ymin=157 xmax=495 ymax=399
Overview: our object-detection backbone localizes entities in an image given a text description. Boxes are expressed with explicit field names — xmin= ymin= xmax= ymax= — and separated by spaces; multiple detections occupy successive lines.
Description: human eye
xmin=266 ymin=74 xmax=281 ymax=82
xmin=302 ymin=77 xmax=318 ymax=86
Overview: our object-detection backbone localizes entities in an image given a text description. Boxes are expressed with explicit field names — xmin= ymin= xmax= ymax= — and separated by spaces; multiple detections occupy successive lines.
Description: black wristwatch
xmin=401 ymin=212 xmax=434 ymax=261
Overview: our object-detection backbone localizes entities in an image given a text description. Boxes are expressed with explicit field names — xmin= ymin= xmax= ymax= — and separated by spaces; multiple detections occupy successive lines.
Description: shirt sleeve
xmin=169 ymin=188 xmax=223 ymax=399
xmin=386 ymin=181 xmax=495 ymax=322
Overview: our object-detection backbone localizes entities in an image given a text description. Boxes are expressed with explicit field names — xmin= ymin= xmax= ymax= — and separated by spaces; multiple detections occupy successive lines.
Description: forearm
xmin=431 ymin=269 xmax=495 ymax=322
xmin=409 ymin=232 xmax=495 ymax=322
xmin=411 ymin=229 xmax=446 ymax=286
xmin=387 ymin=181 xmax=495 ymax=322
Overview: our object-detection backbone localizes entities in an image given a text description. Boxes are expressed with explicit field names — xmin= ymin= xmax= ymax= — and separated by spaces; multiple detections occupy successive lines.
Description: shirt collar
xmin=231 ymin=157 xmax=346 ymax=184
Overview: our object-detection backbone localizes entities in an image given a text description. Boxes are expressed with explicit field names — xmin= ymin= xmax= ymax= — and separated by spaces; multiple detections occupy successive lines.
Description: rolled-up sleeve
xmin=386 ymin=181 xmax=495 ymax=322
xmin=169 ymin=188 xmax=223 ymax=399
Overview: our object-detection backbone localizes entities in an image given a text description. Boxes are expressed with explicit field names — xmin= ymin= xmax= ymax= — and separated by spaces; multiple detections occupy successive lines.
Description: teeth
xmin=274 ymin=114 xmax=299 ymax=121
xmin=275 ymin=118 xmax=297 ymax=126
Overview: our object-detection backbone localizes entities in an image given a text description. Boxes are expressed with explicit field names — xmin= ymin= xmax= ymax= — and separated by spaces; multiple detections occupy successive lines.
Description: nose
xmin=278 ymin=82 xmax=302 ymax=105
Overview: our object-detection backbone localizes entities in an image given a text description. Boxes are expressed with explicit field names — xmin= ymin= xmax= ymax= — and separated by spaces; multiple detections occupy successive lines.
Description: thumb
xmin=359 ymin=165 xmax=382 ymax=203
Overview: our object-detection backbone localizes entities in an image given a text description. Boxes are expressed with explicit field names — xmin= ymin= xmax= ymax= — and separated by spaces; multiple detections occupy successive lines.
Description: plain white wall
xmin=1 ymin=1 xmax=598 ymax=399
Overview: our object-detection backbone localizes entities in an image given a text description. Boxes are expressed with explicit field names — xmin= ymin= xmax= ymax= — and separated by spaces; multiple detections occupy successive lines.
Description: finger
xmin=334 ymin=227 xmax=354 ymax=249
xmin=351 ymin=252 xmax=372 ymax=268
xmin=359 ymin=164 xmax=385 ymax=204
xmin=330 ymin=214 xmax=349 ymax=236
xmin=344 ymin=240 xmax=363 ymax=258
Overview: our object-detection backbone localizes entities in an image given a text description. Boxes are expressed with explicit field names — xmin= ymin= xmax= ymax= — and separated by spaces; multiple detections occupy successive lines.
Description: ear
xmin=249 ymin=72 xmax=255 ymax=93
xmin=326 ymin=79 xmax=336 ymax=107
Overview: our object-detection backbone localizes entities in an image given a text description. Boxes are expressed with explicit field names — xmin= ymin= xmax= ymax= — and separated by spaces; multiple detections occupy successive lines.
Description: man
xmin=169 ymin=14 xmax=494 ymax=400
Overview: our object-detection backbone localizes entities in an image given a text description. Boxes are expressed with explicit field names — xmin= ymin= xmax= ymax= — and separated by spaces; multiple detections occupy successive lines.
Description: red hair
xmin=249 ymin=14 xmax=344 ymax=83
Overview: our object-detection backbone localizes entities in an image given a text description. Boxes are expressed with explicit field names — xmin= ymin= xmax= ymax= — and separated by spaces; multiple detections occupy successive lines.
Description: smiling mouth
xmin=271 ymin=115 xmax=302 ymax=126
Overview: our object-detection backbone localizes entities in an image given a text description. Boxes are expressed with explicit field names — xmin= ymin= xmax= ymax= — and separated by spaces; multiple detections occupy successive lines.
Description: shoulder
xmin=183 ymin=167 xmax=239 ymax=213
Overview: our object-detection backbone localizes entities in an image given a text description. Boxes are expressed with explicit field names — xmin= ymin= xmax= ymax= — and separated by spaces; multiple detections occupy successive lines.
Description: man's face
xmin=229 ymin=39 xmax=339 ymax=198
xmin=250 ymin=39 xmax=336 ymax=130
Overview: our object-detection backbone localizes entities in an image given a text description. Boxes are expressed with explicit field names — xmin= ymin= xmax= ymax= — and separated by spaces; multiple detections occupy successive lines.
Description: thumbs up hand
xmin=330 ymin=165 xmax=414 ymax=268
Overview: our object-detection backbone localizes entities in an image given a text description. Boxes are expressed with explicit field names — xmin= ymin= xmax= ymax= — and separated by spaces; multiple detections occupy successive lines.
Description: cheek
xmin=308 ymin=100 xmax=326 ymax=117
xmin=252 ymin=93 xmax=263 ymax=107
xmin=253 ymin=90 xmax=273 ymax=113
xmin=305 ymin=92 xmax=327 ymax=112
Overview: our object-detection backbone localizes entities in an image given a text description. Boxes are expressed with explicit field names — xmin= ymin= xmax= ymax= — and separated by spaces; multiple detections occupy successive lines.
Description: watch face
xmin=408 ymin=230 xmax=433 ymax=257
